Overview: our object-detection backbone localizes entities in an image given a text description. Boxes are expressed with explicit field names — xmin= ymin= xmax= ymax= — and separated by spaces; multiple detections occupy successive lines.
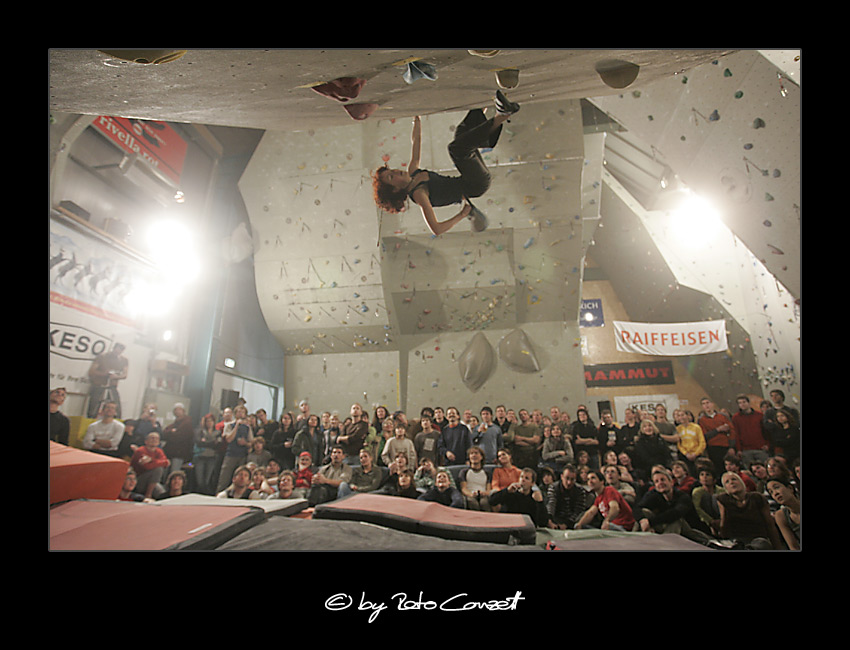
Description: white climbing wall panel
xmin=240 ymin=98 xmax=594 ymax=413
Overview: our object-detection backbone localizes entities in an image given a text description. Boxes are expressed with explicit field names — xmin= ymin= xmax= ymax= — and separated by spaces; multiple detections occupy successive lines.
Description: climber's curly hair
xmin=372 ymin=165 xmax=409 ymax=214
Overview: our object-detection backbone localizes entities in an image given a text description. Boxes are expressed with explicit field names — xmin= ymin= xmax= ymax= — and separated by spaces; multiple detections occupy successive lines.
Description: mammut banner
xmin=584 ymin=361 xmax=675 ymax=387
xmin=613 ymin=320 xmax=728 ymax=356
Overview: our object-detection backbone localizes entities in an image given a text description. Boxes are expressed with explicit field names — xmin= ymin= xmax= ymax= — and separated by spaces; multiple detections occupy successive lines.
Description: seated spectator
xmin=293 ymin=452 xmax=314 ymax=498
xmin=216 ymin=465 xmax=254 ymax=499
xmin=458 ymin=446 xmax=492 ymax=511
xmin=264 ymin=458 xmax=282 ymax=490
xmin=602 ymin=463 xmax=636 ymax=506
xmin=671 ymin=460 xmax=697 ymax=493
xmin=249 ymin=467 xmax=275 ymax=499
xmin=546 ymin=465 xmax=594 ymax=530
xmin=156 ymin=470 xmax=188 ymax=500
xmin=724 ymin=453 xmax=757 ymax=492
xmin=574 ymin=468 xmax=636 ymax=532
xmin=81 ymin=401 xmax=125 ymax=458
xmin=130 ymin=431 xmax=169 ymax=499
xmin=491 ymin=448 xmax=523 ymax=493
xmin=414 ymin=456 xmax=439 ymax=492
xmin=271 ymin=470 xmax=297 ymax=500
xmin=117 ymin=468 xmax=154 ymax=503
xmin=489 ymin=467 xmax=548 ymax=526
xmin=308 ymin=446 xmax=353 ymax=506
xmin=634 ymin=468 xmax=710 ymax=545
xmin=766 ymin=477 xmax=800 ymax=550
xmin=418 ymin=469 xmax=465 ymax=509
xmin=717 ymin=471 xmax=784 ymax=549
xmin=389 ymin=469 xmax=420 ymax=499
xmin=338 ymin=448 xmax=385 ymax=497
xmin=381 ymin=451 xmax=413 ymax=494
xmin=691 ymin=467 xmax=725 ymax=537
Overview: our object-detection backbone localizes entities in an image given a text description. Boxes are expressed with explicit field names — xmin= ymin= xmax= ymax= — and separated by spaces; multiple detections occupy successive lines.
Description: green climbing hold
xmin=724 ymin=68 xmax=733 ymax=77
xmin=735 ymin=91 xmax=744 ymax=99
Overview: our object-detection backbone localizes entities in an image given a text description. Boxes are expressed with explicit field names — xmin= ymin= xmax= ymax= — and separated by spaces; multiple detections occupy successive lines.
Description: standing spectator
xmin=673 ymin=408 xmax=706 ymax=478
xmin=474 ymin=406 xmax=503 ymax=464
xmin=437 ymin=407 xmax=472 ymax=466
xmin=193 ymin=413 xmax=220 ymax=494
xmin=698 ymin=397 xmax=737 ymax=475
xmin=511 ymin=408 xmax=542 ymax=470
xmin=215 ymin=405 xmax=253 ymax=494
xmin=161 ymin=402 xmax=194 ymax=477
xmin=49 ymin=387 xmax=70 ymax=445
xmin=382 ymin=422 xmax=417 ymax=470
xmin=270 ymin=411 xmax=297 ymax=469
xmin=413 ymin=414 xmax=441 ymax=466
xmin=732 ymin=396 xmax=770 ymax=466
xmin=86 ymin=342 xmax=128 ymax=418
xmin=570 ymin=407 xmax=599 ymax=469
xmin=336 ymin=403 xmax=369 ymax=464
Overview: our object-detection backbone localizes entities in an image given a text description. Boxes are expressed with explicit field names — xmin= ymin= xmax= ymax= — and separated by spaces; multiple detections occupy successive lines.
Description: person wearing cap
xmin=292 ymin=452 xmax=314 ymax=498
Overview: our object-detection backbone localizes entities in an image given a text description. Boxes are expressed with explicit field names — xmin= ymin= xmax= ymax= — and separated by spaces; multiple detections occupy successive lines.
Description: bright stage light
xmin=146 ymin=218 xmax=200 ymax=285
xmin=669 ymin=193 xmax=723 ymax=247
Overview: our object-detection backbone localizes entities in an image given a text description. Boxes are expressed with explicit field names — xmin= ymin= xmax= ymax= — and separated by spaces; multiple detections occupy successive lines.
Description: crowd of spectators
xmin=49 ymin=387 xmax=801 ymax=550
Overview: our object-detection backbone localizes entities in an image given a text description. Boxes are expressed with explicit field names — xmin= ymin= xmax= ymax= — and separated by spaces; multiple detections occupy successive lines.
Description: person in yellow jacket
xmin=673 ymin=409 xmax=707 ymax=477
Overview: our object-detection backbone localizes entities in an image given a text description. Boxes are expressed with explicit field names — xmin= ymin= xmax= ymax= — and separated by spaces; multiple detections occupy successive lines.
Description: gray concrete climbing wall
xmin=588 ymin=50 xmax=800 ymax=405
xmin=239 ymin=98 xmax=595 ymax=415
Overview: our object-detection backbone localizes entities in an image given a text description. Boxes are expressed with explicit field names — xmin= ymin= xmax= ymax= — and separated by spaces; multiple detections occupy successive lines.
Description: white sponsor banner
xmin=613 ymin=320 xmax=728 ymax=356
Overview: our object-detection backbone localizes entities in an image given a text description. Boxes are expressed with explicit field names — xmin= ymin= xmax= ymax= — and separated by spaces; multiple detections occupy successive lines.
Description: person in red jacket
xmin=732 ymin=396 xmax=769 ymax=466
xmin=698 ymin=397 xmax=737 ymax=475
xmin=130 ymin=431 xmax=169 ymax=499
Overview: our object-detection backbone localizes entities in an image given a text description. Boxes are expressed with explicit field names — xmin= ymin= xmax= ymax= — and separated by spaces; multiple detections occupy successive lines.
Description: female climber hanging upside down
xmin=372 ymin=89 xmax=520 ymax=236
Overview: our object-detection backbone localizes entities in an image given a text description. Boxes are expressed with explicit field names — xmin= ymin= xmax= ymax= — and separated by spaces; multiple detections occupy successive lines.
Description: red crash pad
xmin=313 ymin=493 xmax=537 ymax=544
xmin=49 ymin=442 xmax=128 ymax=505
xmin=49 ymin=499 xmax=264 ymax=551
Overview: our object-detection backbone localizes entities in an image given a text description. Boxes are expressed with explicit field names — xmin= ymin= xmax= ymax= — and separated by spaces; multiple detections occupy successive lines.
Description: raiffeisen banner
xmin=613 ymin=320 xmax=728 ymax=356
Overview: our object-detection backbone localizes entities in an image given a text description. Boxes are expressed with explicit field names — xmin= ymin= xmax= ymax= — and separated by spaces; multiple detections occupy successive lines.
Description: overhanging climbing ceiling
xmin=48 ymin=49 xmax=734 ymax=133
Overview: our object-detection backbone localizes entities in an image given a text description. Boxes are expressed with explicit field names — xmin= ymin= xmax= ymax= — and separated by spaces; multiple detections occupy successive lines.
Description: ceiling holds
xmin=457 ymin=332 xmax=496 ymax=392
xmin=343 ymin=103 xmax=379 ymax=121
xmin=402 ymin=60 xmax=438 ymax=84
xmin=310 ymin=77 xmax=367 ymax=102
xmin=495 ymin=68 xmax=520 ymax=89
xmin=498 ymin=328 xmax=541 ymax=373
xmin=595 ymin=59 xmax=641 ymax=89
xmin=99 ymin=50 xmax=187 ymax=64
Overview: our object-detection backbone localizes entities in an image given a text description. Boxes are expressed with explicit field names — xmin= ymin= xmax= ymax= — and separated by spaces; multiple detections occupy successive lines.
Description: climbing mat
xmin=156 ymin=493 xmax=309 ymax=517
xmin=49 ymin=499 xmax=265 ymax=551
xmin=538 ymin=528 xmax=713 ymax=551
xmin=218 ymin=514 xmax=544 ymax=551
xmin=312 ymin=493 xmax=537 ymax=545
xmin=49 ymin=442 xmax=128 ymax=505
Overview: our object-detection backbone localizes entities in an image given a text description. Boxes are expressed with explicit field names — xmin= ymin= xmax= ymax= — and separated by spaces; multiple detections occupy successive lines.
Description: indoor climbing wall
xmin=240 ymin=98 xmax=595 ymax=414
xmin=588 ymin=50 xmax=800 ymax=407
